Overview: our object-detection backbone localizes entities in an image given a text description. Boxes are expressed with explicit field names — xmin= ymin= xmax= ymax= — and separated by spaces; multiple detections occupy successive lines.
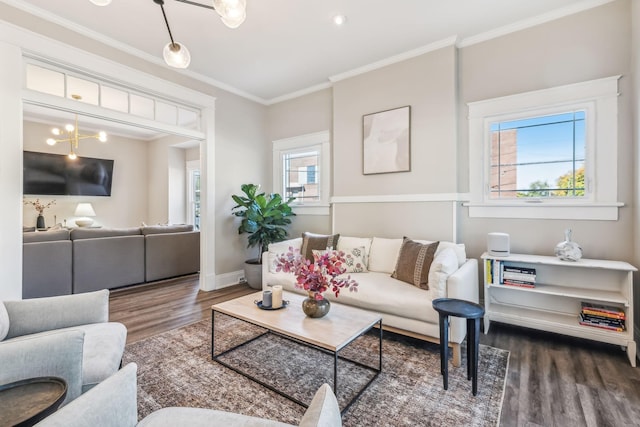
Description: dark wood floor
xmin=109 ymin=276 xmax=640 ymax=426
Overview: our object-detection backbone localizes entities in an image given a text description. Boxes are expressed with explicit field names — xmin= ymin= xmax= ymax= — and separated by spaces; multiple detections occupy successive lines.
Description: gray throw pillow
xmin=301 ymin=232 xmax=340 ymax=262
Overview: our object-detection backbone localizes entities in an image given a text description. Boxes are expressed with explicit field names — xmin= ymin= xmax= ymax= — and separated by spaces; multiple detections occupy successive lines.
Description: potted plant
xmin=231 ymin=183 xmax=296 ymax=289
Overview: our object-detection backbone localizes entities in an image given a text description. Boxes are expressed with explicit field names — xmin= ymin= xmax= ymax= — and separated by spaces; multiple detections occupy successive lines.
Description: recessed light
xmin=333 ymin=15 xmax=347 ymax=26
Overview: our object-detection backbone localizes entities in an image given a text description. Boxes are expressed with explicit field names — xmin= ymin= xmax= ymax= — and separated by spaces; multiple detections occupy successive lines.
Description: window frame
xmin=272 ymin=131 xmax=330 ymax=216
xmin=466 ymin=76 xmax=622 ymax=221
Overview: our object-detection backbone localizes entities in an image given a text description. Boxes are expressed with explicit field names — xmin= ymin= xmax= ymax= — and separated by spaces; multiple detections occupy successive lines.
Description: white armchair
xmin=0 ymin=290 xmax=127 ymax=401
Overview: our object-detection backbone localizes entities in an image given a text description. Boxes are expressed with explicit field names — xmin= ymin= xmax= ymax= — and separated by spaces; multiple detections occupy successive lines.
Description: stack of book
xmin=579 ymin=302 xmax=626 ymax=332
xmin=501 ymin=265 xmax=536 ymax=288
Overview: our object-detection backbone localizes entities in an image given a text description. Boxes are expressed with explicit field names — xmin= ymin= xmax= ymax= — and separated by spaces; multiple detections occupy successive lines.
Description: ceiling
xmin=7 ymin=0 xmax=605 ymax=105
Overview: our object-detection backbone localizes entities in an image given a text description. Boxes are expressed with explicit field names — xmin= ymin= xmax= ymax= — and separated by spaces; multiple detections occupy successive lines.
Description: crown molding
xmin=457 ymin=0 xmax=615 ymax=48
xmin=328 ymin=36 xmax=458 ymax=84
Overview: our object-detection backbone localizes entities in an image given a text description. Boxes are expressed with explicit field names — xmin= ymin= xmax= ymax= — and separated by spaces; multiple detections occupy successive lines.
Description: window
xmin=186 ymin=160 xmax=200 ymax=230
xmin=467 ymin=76 xmax=622 ymax=221
xmin=489 ymin=111 xmax=585 ymax=199
xmin=273 ymin=131 xmax=330 ymax=215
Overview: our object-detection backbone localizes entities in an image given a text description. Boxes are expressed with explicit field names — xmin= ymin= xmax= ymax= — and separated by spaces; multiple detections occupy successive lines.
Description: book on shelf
xmin=502 ymin=271 xmax=536 ymax=282
xmin=487 ymin=259 xmax=536 ymax=286
xmin=502 ymin=279 xmax=535 ymax=288
xmin=503 ymin=265 xmax=537 ymax=275
xmin=580 ymin=302 xmax=625 ymax=319
xmin=578 ymin=313 xmax=625 ymax=332
xmin=580 ymin=312 xmax=625 ymax=327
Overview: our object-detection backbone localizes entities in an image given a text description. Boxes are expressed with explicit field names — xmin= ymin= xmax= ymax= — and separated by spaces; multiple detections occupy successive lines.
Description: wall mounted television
xmin=23 ymin=151 xmax=114 ymax=196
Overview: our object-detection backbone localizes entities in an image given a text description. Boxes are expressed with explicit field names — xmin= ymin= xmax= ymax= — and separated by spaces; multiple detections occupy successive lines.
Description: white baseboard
xmin=215 ymin=270 xmax=245 ymax=290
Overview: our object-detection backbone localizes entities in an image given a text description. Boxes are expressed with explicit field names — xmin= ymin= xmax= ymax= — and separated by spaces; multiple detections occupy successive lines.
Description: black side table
xmin=0 ymin=377 xmax=67 ymax=426
xmin=432 ymin=298 xmax=485 ymax=396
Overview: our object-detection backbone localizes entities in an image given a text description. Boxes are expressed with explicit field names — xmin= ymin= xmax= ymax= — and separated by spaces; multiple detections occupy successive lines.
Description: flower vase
xmin=302 ymin=292 xmax=331 ymax=318
xmin=554 ymin=229 xmax=582 ymax=261
xmin=36 ymin=214 xmax=45 ymax=229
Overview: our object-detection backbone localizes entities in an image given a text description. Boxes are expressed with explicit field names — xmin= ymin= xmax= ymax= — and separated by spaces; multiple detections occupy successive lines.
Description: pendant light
xmin=154 ymin=0 xmax=191 ymax=69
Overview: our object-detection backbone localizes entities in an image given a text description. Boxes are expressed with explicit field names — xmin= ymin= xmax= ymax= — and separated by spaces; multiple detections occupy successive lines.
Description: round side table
xmin=0 ymin=376 xmax=67 ymax=426
xmin=432 ymin=298 xmax=485 ymax=396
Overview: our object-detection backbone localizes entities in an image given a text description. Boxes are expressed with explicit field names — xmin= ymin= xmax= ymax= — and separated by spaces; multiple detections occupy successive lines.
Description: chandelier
xmin=46 ymin=95 xmax=107 ymax=160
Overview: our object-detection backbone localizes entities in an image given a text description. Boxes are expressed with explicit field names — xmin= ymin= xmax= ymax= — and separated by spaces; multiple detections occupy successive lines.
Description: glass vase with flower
xmin=275 ymin=248 xmax=358 ymax=318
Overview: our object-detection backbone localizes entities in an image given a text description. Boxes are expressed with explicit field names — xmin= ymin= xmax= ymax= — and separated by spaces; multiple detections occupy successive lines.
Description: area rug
xmin=123 ymin=314 xmax=509 ymax=426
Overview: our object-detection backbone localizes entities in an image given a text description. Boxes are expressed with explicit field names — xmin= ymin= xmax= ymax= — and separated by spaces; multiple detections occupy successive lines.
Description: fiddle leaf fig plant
xmin=231 ymin=183 xmax=296 ymax=262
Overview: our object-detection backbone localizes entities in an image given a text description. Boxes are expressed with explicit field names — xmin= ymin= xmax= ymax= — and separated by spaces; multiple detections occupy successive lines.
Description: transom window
xmin=489 ymin=111 xmax=585 ymax=199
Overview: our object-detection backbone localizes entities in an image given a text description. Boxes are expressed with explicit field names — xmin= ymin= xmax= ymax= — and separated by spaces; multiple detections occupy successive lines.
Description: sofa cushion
xmin=78 ymin=322 xmax=128 ymax=392
xmin=428 ymin=248 xmax=459 ymax=299
xmin=391 ymin=238 xmax=439 ymax=290
xmin=268 ymin=238 xmax=303 ymax=273
xmin=140 ymin=224 xmax=194 ymax=235
xmin=337 ymin=236 xmax=372 ymax=268
xmin=0 ymin=302 xmax=9 ymax=341
xmin=70 ymin=227 xmax=141 ymax=240
xmin=368 ymin=237 xmax=403 ymax=274
xmin=299 ymin=383 xmax=342 ymax=427
xmin=301 ymin=232 xmax=340 ymax=262
xmin=23 ymin=229 xmax=70 ymax=243
xmin=415 ymin=240 xmax=466 ymax=267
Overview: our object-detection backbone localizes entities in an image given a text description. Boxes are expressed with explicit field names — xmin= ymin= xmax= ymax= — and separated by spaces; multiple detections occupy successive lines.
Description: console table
xmin=482 ymin=252 xmax=637 ymax=367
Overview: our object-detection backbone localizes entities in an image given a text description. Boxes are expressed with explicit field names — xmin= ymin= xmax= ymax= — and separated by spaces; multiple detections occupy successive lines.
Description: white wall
xmin=23 ymin=120 xmax=149 ymax=228
xmin=458 ymin=0 xmax=633 ymax=270
xmin=266 ymin=88 xmax=334 ymax=237
xmin=630 ymin=0 xmax=640 ymax=357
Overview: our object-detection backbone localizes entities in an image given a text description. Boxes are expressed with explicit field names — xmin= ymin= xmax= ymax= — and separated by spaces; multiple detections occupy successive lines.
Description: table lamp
xmin=74 ymin=203 xmax=96 ymax=227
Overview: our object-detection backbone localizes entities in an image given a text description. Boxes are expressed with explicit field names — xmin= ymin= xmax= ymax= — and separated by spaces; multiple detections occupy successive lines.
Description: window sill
xmin=463 ymin=202 xmax=624 ymax=221
xmin=291 ymin=204 xmax=330 ymax=216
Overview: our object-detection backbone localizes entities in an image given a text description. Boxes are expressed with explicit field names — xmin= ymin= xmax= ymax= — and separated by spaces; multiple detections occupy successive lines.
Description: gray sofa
xmin=0 ymin=290 xmax=127 ymax=398
xmin=37 ymin=363 xmax=342 ymax=427
xmin=23 ymin=225 xmax=200 ymax=298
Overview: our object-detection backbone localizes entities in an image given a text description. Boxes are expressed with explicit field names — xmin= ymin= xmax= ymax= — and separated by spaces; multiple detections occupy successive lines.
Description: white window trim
xmin=273 ymin=131 xmax=330 ymax=216
xmin=465 ymin=75 xmax=623 ymax=221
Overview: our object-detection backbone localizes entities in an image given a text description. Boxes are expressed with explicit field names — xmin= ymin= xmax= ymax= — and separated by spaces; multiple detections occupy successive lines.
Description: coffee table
xmin=211 ymin=291 xmax=382 ymax=414
xmin=0 ymin=376 xmax=67 ymax=426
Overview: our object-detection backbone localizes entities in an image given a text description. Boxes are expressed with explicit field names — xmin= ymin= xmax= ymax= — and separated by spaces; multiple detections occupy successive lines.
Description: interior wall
xmin=23 ymin=120 xmax=148 ymax=228
xmin=266 ymin=88 xmax=334 ymax=238
xmin=1 ymin=1 xmax=269 ymax=290
xmin=458 ymin=0 xmax=634 ymax=275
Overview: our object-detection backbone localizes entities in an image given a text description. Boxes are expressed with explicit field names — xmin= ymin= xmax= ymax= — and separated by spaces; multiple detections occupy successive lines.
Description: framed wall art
xmin=362 ymin=105 xmax=411 ymax=175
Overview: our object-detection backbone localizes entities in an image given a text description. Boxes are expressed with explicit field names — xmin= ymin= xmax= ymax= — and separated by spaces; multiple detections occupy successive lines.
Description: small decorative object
xmin=24 ymin=198 xmax=56 ymax=229
xmin=275 ymin=248 xmax=358 ymax=318
xmin=262 ymin=290 xmax=272 ymax=308
xmin=271 ymin=285 xmax=283 ymax=309
xmin=555 ymin=229 xmax=583 ymax=261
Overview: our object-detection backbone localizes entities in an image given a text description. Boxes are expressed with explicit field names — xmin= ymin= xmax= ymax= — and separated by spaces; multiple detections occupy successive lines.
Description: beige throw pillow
xmin=301 ymin=232 xmax=340 ymax=262
xmin=391 ymin=237 xmax=440 ymax=289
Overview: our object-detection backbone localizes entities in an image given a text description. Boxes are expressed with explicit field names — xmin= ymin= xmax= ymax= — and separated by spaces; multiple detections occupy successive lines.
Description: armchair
xmin=37 ymin=363 xmax=342 ymax=427
xmin=0 ymin=290 xmax=127 ymax=395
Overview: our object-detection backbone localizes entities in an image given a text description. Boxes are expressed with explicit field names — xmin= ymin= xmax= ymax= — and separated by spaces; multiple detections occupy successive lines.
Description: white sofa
xmin=262 ymin=235 xmax=479 ymax=366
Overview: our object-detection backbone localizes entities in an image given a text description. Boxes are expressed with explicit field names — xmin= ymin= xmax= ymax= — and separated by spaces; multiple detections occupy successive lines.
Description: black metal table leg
xmin=442 ymin=314 xmax=449 ymax=390
xmin=472 ymin=317 xmax=480 ymax=396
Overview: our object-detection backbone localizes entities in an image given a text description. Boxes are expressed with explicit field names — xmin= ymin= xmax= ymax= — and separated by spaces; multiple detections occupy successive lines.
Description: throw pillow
xmin=301 ymin=232 xmax=340 ymax=262
xmin=337 ymin=237 xmax=372 ymax=269
xmin=368 ymin=237 xmax=403 ymax=273
xmin=428 ymin=248 xmax=459 ymax=299
xmin=342 ymin=246 xmax=368 ymax=273
xmin=391 ymin=237 xmax=440 ymax=289
xmin=312 ymin=246 xmax=368 ymax=273
xmin=0 ymin=302 xmax=9 ymax=341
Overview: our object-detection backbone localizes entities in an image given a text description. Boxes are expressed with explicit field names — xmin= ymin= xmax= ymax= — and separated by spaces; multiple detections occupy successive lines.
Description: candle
xmin=262 ymin=290 xmax=272 ymax=308
xmin=272 ymin=285 xmax=283 ymax=309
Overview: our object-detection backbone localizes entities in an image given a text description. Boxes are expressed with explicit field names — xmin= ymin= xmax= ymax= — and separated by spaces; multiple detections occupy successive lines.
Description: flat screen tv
xmin=23 ymin=151 xmax=114 ymax=196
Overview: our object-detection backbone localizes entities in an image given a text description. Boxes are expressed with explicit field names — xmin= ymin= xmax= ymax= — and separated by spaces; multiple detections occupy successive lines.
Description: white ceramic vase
xmin=554 ymin=229 xmax=582 ymax=261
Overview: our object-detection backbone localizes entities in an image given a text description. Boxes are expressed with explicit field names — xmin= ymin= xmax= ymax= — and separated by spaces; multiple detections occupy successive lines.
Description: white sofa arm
xmin=445 ymin=258 xmax=479 ymax=344
xmin=446 ymin=258 xmax=479 ymax=303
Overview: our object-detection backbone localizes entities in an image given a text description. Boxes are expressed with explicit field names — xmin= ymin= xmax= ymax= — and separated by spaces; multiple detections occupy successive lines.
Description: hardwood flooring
xmin=109 ymin=276 xmax=640 ymax=426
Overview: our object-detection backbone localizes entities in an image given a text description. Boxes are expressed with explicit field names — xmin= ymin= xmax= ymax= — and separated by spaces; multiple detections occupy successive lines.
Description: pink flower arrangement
xmin=275 ymin=248 xmax=358 ymax=300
